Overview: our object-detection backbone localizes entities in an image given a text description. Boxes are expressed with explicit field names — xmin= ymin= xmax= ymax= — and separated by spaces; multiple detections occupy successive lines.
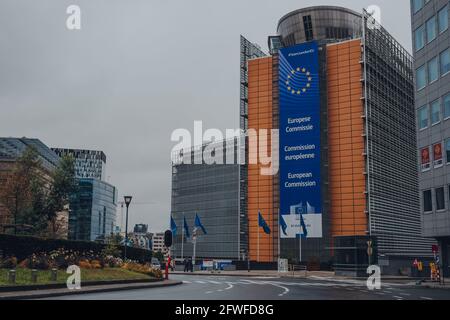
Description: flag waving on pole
xmin=194 ymin=214 xmax=207 ymax=235
xmin=300 ymin=212 xmax=308 ymax=238
xmin=279 ymin=212 xmax=288 ymax=236
xmin=170 ymin=216 xmax=177 ymax=236
xmin=258 ymin=211 xmax=271 ymax=235
xmin=183 ymin=215 xmax=190 ymax=238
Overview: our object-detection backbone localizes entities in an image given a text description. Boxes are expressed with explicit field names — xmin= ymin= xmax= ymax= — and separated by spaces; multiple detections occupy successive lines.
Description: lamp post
xmin=123 ymin=196 xmax=132 ymax=261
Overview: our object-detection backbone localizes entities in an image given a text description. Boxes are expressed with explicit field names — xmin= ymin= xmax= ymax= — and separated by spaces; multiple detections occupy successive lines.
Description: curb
xmin=0 ymin=280 xmax=182 ymax=300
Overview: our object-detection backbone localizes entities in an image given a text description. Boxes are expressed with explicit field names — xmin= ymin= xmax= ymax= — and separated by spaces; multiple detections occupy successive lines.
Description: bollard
xmin=51 ymin=268 xmax=58 ymax=282
xmin=8 ymin=269 xmax=16 ymax=284
xmin=31 ymin=269 xmax=38 ymax=283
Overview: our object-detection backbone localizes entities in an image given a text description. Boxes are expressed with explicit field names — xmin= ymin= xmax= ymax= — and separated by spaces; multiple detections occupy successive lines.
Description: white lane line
xmin=208 ymin=281 xmax=221 ymax=284
xmin=195 ymin=281 xmax=206 ymax=284
xmin=399 ymin=293 xmax=411 ymax=296
xmin=205 ymin=291 xmax=213 ymax=294
xmin=266 ymin=282 xmax=290 ymax=297
xmin=224 ymin=282 xmax=234 ymax=291
xmin=217 ymin=289 xmax=224 ymax=292
xmin=393 ymin=296 xmax=404 ymax=300
xmin=420 ymin=297 xmax=433 ymax=300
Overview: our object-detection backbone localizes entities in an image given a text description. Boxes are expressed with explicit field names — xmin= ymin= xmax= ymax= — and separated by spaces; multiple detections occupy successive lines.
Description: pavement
xmin=0 ymin=279 xmax=182 ymax=300
xmin=36 ymin=273 xmax=450 ymax=300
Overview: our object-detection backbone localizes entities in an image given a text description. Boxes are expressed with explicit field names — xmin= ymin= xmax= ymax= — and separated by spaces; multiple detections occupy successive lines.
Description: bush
xmin=0 ymin=234 xmax=152 ymax=263
xmin=0 ymin=256 xmax=17 ymax=269
xmin=122 ymin=262 xmax=163 ymax=279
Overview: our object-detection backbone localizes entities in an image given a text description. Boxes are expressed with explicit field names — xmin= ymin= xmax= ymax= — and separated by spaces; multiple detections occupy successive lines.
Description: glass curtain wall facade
xmin=171 ymin=138 xmax=241 ymax=260
xmin=69 ymin=178 xmax=117 ymax=241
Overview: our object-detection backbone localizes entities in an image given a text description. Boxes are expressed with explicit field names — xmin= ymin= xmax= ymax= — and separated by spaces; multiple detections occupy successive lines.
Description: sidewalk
xmin=0 ymin=279 xmax=182 ymax=300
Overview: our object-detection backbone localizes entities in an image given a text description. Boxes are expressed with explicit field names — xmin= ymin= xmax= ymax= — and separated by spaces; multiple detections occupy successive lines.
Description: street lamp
xmin=123 ymin=196 xmax=132 ymax=261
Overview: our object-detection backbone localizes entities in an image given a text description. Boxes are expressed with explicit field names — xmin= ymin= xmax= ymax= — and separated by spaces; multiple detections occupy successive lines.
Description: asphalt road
xmin=42 ymin=274 xmax=450 ymax=300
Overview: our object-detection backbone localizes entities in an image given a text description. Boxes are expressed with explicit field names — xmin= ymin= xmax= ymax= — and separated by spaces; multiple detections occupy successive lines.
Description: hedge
xmin=0 ymin=234 xmax=152 ymax=263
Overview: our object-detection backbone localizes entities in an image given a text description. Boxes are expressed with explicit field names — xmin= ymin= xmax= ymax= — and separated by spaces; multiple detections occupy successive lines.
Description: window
xmin=438 ymin=5 xmax=449 ymax=33
xmin=426 ymin=16 xmax=437 ymax=43
xmin=428 ymin=56 xmax=439 ymax=83
xmin=423 ymin=190 xmax=432 ymax=212
xmin=431 ymin=100 xmax=441 ymax=125
xmin=441 ymin=49 xmax=450 ymax=76
xmin=446 ymin=139 xmax=450 ymax=163
xmin=303 ymin=15 xmax=313 ymax=41
xmin=436 ymin=187 xmax=446 ymax=211
xmin=413 ymin=0 xmax=423 ymax=14
xmin=444 ymin=93 xmax=450 ymax=119
xmin=416 ymin=64 xmax=427 ymax=90
xmin=418 ymin=105 xmax=429 ymax=129
xmin=415 ymin=25 xmax=426 ymax=51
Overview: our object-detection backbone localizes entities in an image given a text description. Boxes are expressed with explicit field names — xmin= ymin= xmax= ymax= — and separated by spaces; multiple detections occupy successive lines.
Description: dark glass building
xmin=69 ymin=178 xmax=117 ymax=241
xmin=171 ymin=138 xmax=242 ymax=260
xmin=52 ymin=148 xmax=106 ymax=180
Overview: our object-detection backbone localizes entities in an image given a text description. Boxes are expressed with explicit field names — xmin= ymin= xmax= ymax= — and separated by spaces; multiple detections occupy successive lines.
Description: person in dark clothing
xmin=183 ymin=258 xmax=188 ymax=272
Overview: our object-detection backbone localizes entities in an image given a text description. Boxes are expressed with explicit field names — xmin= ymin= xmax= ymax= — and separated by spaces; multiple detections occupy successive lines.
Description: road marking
xmin=265 ymin=282 xmax=290 ymax=297
xmin=399 ymin=293 xmax=411 ymax=296
xmin=195 ymin=281 xmax=206 ymax=284
xmin=205 ymin=291 xmax=213 ymax=294
xmin=208 ymin=281 xmax=221 ymax=284
xmin=217 ymin=289 xmax=224 ymax=292
xmin=224 ymin=282 xmax=234 ymax=290
xmin=420 ymin=297 xmax=432 ymax=300
xmin=182 ymin=281 xmax=192 ymax=284
xmin=393 ymin=296 xmax=404 ymax=300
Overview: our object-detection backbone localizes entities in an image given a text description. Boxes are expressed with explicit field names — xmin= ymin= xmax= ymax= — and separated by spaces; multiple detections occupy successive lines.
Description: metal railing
xmin=289 ymin=265 xmax=307 ymax=278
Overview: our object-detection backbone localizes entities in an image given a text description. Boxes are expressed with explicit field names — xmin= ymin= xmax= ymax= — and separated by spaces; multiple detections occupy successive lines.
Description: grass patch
xmin=0 ymin=268 xmax=151 ymax=287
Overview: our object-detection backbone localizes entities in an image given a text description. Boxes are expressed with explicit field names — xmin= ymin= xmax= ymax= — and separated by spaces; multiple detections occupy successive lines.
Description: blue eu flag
xmin=195 ymin=214 xmax=207 ymax=235
xmin=170 ymin=216 xmax=177 ymax=237
xmin=258 ymin=211 xmax=271 ymax=235
xmin=183 ymin=215 xmax=191 ymax=238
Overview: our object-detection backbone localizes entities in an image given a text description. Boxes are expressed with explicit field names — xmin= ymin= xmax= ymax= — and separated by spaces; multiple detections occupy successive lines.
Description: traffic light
xmin=164 ymin=230 xmax=173 ymax=247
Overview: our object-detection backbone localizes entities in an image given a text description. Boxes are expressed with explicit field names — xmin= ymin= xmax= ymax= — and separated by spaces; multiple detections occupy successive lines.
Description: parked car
xmin=151 ymin=258 xmax=161 ymax=270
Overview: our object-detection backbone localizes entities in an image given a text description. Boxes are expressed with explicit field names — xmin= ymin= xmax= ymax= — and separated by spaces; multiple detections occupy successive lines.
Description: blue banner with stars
xmin=278 ymin=41 xmax=322 ymax=239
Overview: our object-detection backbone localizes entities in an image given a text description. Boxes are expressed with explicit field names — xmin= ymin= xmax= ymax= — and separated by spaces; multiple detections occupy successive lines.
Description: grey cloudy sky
xmin=0 ymin=0 xmax=411 ymax=233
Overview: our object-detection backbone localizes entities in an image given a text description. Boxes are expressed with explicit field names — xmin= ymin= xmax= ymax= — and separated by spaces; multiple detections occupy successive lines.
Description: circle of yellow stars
xmin=285 ymin=67 xmax=312 ymax=95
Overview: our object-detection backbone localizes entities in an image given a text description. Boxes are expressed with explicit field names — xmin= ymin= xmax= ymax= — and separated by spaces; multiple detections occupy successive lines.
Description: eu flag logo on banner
xmin=285 ymin=67 xmax=313 ymax=95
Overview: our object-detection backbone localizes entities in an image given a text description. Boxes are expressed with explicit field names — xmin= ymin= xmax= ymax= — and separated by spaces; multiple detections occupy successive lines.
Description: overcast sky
xmin=0 ymin=0 xmax=411 ymax=233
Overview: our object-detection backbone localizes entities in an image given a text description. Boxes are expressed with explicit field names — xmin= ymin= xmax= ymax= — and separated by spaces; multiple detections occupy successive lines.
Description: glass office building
xmin=171 ymin=138 xmax=241 ymax=260
xmin=69 ymin=178 xmax=118 ymax=241
xmin=411 ymin=0 xmax=450 ymax=277
xmin=52 ymin=148 xmax=106 ymax=180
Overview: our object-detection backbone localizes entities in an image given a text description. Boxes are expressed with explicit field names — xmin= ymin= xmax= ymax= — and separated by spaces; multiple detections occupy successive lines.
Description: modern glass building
xmin=52 ymin=148 xmax=106 ymax=180
xmin=246 ymin=6 xmax=434 ymax=274
xmin=69 ymin=178 xmax=117 ymax=241
xmin=411 ymin=0 xmax=450 ymax=277
xmin=171 ymin=138 xmax=241 ymax=260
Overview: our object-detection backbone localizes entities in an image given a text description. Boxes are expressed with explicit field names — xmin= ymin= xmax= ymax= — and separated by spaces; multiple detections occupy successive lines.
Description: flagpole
xmin=181 ymin=213 xmax=184 ymax=259
xmin=257 ymin=212 xmax=260 ymax=262
xmin=278 ymin=209 xmax=280 ymax=260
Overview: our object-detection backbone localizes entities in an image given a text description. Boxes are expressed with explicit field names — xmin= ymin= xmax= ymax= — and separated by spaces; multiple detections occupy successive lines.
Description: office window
xmin=423 ymin=190 xmax=432 ymax=212
xmin=413 ymin=0 xmax=423 ymax=14
xmin=415 ymin=25 xmax=426 ymax=51
xmin=431 ymin=100 xmax=441 ymax=125
xmin=416 ymin=64 xmax=427 ymax=90
xmin=418 ymin=105 xmax=429 ymax=129
xmin=446 ymin=139 xmax=450 ymax=163
xmin=426 ymin=16 xmax=437 ymax=43
xmin=438 ymin=5 xmax=449 ymax=33
xmin=444 ymin=93 xmax=450 ymax=119
xmin=428 ymin=56 xmax=439 ymax=83
xmin=441 ymin=49 xmax=450 ymax=76
xmin=436 ymin=187 xmax=445 ymax=211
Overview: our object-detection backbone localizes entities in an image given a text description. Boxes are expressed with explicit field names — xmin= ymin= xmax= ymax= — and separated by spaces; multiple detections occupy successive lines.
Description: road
xmin=42 ymin=274 xmax=450 ymax=300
